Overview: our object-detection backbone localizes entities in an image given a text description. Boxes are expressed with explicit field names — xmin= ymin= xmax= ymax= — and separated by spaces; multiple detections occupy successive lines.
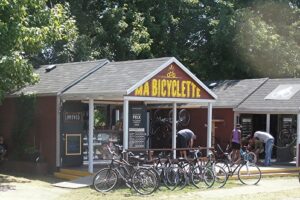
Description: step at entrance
xmin=54 ymin=168 xmax=91 ymax=180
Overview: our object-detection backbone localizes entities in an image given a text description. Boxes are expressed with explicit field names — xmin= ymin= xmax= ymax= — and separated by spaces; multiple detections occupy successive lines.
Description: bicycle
xmin=151 ymin=152 xmax=184 ymax=190
xmin=217 ymin=149 xmax=261 ymax=185
xmin=92 ymin=144 xmax=158 ymax=195
xmin=215 ymin=147 xmax=262 ymax=185
xmin=199 ymin=149 xmax=228 ymax=188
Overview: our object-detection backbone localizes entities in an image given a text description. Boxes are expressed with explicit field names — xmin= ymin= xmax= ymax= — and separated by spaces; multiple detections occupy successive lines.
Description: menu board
xmin=241 ymin=117 xmax=252 ymax=138
xmin=128 ymin=105 xmax=147 ymax=148
xmin=65 ymin=134 xmax=82 ymax=155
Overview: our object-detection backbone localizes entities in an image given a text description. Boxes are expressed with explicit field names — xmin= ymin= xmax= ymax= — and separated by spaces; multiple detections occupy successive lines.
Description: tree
xmin=56 ymin=0 xmax=300 ymax=80
xmin=0 ymin=0 xmax=77 ymax=102
xmin=233 ymin=1 xmax=300 ymax=78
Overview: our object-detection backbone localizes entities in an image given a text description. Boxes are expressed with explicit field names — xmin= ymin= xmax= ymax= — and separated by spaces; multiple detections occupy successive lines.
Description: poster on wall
xmin=128 ymin=104 xmax=147 ymax=148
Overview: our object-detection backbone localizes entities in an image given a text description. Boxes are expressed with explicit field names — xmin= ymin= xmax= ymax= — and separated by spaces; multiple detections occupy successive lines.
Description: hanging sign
xmin=130 ymin=63 xmax=212 ymax=99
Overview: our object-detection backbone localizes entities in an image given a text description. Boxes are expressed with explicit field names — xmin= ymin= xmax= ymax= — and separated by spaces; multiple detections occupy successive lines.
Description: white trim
xmin=234 ymin=110 xmax=300 ymax=115
xmin=123 ymin=99 xmax=129 ymax=150
xmin=266 ymin=114 xmax=270 ymax=133
xmin=207 ymin=103 xmax=213 ymax=155
xmin=88 ymin=99 xmax=94 ymax=173
xmin=56 ymin=96 xmax=61 ymax=168
xmin=297 ymin=114 xmax=300 ymax=167
xmin=233 ymin=112 xmax=238 ymax=127
xmin=172 ymin=103 xmax=177 ymax=159
xmin=124 ymin=96 xmax=216 ymax=103
xmin=126 ymin=57 xmax=217 ymax=100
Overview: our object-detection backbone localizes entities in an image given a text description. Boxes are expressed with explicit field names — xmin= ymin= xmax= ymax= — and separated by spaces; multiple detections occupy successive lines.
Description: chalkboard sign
xmin=128 ymin=104 xmax=147 ymax=148
xmin=66 ymin=134 xmax=82 ymax=155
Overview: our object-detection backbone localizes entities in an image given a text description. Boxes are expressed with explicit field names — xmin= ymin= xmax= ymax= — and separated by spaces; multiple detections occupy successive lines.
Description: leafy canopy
xmin=0 ymin=0 xmax=77 ymax=101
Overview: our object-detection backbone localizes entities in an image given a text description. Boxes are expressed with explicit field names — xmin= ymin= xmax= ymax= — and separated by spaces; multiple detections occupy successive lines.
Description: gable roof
xmin=234 ymin=78 xmax=300 ymax=113
xmin=206 ymin=78 xmax=268 ymax=108
xmin=61 ymin=57 xmax=172 ymax=100
xmin=62 ymin=57 xmax=216 ymax=101
xmin=12 ymin=59 xmax=108 ymax=96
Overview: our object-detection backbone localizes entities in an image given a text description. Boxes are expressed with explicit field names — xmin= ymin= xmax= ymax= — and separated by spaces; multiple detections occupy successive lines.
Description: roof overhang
xmin=234 ymin=107 xmax=300 ymax=114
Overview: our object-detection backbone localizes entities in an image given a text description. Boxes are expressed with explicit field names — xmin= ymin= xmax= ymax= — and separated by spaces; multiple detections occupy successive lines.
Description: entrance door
xmin=60 ymin=101 xmax=86 ymax=167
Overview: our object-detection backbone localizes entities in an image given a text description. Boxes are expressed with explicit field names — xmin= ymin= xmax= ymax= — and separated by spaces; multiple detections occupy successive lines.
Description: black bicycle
xmin=92 ymin=145 xmax=158 ymax=195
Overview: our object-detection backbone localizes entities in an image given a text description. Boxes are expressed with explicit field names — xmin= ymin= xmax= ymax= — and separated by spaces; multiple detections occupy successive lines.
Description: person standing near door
xmin=254 ymin=131 xmax=274 ymax=166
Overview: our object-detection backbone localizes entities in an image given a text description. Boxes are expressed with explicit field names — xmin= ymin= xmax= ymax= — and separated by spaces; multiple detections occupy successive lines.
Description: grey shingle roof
xmin=13 ymin=60 xmax=108 ymax=96
xmin=62 ymin=57 xmax=173 ymax=99
xmin=207 ymin=78 xmax=268 ymax=107
xmin=235 ymin=78 xmax=300 ymax=113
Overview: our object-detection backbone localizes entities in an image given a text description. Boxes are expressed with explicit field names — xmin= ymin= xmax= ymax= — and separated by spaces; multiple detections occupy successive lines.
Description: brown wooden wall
xmin=0 ymin=96 xmax=57 ymax=171
xmin=187 ymin=107 xmax=234 ymax=150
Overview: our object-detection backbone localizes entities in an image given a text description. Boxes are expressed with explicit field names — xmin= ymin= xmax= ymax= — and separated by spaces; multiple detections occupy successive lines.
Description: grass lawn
xmin=1 ymin=171 xmax=299 ymax=200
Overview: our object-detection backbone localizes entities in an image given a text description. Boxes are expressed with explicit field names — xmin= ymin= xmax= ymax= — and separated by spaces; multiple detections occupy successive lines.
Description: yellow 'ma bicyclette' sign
xmin=133 ymin=64 xmax=202 ymax=98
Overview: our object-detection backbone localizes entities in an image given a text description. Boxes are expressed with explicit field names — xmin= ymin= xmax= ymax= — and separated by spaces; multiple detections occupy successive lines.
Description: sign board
xmin=64 ymin=112 xmax=83 ymax=122
xmin=128 ymin=104 xmax=147 ymax=148
xmin=65 ymin=134 xmax=82 ymax=155
xmin=129 ymin=63 xmax=213 ymax=99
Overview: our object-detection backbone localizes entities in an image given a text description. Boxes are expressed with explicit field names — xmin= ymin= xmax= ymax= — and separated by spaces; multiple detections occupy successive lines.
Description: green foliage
xmin=1 ymin=0 xmax=299 ymax=88
xmin=65 ymin=0 xmax=299 ymax=80
xmin=94 ymin=109 xmax=106 ymax=128
xmin=233 ymin=1 xmax=300 ymax=78
xmin=12 ymin=93 xmax=37 ymax=160
xmin=0 ymin=0 xmax=78 ymax=102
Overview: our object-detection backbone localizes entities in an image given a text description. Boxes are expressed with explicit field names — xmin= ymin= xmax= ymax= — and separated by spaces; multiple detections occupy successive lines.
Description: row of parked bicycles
xmin=92 ymin=144 xmax=262 ymax=195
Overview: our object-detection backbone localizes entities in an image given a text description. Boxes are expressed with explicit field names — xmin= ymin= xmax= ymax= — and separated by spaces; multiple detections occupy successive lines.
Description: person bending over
xmin=176 ymin=129 xmax=196 ymax=158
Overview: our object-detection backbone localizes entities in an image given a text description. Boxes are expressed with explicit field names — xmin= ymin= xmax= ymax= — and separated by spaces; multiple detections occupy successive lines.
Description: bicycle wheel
xmin=148 ymin=167 xmax=161 ymax=191
xmin=278 ymin=128 xmax=297 ymax=148
xmin=192 ymin=166 xmax=215 ymax=189
xmin=215 ymin=161 xmax=231 ymax=175
xmin=238 ymin=162 xmax=261 ymax=185
xmin=178 ymin=109 xmax=190 ymax=126
xmin=93 ymin=168 xmax=118 ymax=192
xmin=132 ymin=168 xmax=158 ymax=195
xmin=210 ymin=164 xmax=228 ymax=188
xmin=165 ymin=165 xmax=187 ymax=190
xmin=247 ymin=152 xmax=257 ymax=164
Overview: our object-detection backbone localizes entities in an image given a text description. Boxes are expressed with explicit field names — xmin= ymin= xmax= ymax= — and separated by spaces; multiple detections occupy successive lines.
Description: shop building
xmin=206 ymin=78 xmax=300 ymax=166
xmin=0 ymin=57 xmax=217 ymax=173
xmin=1 ymin=57 xmax=300 ymax=173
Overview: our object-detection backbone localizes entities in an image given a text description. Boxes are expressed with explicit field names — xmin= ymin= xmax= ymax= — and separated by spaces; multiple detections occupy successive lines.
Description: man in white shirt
xmin=254 ymin=131 xmax=274 ymax=166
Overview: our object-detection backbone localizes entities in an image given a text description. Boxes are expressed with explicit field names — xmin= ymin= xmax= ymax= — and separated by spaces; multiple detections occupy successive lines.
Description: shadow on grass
xmin=0 ymin=170 xmax=65 ymax=193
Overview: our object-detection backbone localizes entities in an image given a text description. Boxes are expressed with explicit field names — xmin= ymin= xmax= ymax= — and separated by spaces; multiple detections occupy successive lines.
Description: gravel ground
xmin=0 ymin=174 xmax=300 ymax=200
